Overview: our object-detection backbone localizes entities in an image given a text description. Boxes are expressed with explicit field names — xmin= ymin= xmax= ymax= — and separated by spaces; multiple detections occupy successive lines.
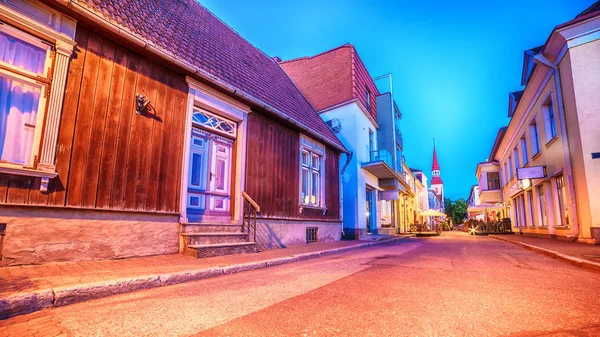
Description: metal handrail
xmin=242 ymin=191 xmax=259 ymax=243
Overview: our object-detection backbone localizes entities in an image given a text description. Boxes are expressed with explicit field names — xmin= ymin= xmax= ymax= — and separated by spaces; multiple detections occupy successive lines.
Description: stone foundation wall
xmin=0 ymin=206 xmax=179 ymax=266
xmin=256 ymin=219 xmax=342 ymax=249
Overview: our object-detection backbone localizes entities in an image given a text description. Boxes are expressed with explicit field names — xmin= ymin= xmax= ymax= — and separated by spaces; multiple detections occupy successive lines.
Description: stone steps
xmin=180 ymin=222 xmax=259 ymax=258
xmin=181 ymin=223 xmax=244 ymax=233
xmin=184 ymin=242 xmax=259 ymax=258
xmin=182 ymin=232 xmax=249 ymax=245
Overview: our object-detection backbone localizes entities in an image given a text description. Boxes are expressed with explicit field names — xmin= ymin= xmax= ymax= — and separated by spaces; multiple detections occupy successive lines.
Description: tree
xmin=444 ymin=198 xmax=467 ymax=225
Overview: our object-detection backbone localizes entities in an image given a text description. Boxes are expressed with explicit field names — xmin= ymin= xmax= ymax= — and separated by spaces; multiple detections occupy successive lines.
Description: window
xmin=508 ymin=156 xmax=514 ymax=179
xmin=0 ymin=1 xmax=76 ymax=191
xmin=513 ymin=195 xmax=526 ymax=228
xmin=527 ymin=190 xmax=535 ymax=227
xmin=556 ymin=175 xmax=569 ymax=226
xmin=538 ymin=184 xmax=548 ymax=227
xmin=503 ymin=162 xmax=509 ymax=185
xmin=530 ymin=120 xmax=540 ymax=155
xmin=0 ymin=26 xmax=53 ymax=167
xmin=395 ymin=144 xmax=402 ymax=173
xmin=543 ymin=97 xmax=557 ymax=142
xmin=300 ymin=135 xmax=325 ymax=208
xmin=487 ymin=172 xmax=500 ymax=190
xmin=520 ymin=137 xmax=528 ymax=166
xmin=367 ymin=129 xmax=375 ymax=161
xmin=365 ymin=87 xmax=371 ymax=112
xmin=513 ymin=148 xmax=520 ymax=170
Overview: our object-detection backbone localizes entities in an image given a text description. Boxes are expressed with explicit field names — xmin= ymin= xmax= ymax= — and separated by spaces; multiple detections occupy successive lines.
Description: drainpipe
xmin=533 ymin=54 xmax=580 ymax=238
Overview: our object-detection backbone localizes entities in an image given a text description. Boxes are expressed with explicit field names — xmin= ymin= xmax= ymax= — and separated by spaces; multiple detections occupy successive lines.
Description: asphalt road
xmin=2 ymin=232 xmax=600 ymax=337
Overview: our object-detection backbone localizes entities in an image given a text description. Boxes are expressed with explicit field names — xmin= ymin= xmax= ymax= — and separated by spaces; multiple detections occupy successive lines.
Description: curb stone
xmin=490 ymin=235 xmax=600 ymax=272
xmin=1 ymin=236 xmax=406 ymax=319
xmin=0 ymin=289 xmax=54 ymax=320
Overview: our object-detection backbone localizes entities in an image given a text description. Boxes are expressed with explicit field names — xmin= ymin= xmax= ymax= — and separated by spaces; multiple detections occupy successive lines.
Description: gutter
xmin=533 ymin=54 xmax=580 ymax=238
xmin=60 ymin=0 xmax=348 ymax=154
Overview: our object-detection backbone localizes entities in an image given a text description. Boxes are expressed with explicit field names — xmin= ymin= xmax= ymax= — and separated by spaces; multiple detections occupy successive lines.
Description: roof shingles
xmin=71 ymin=0 xmax=343 ymax=149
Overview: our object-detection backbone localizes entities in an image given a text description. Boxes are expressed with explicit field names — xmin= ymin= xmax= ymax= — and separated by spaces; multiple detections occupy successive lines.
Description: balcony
xmin=479 ymin=189 xmax=502 ymax=204
xmin=362 ymin=150 xmax=400 ymax=181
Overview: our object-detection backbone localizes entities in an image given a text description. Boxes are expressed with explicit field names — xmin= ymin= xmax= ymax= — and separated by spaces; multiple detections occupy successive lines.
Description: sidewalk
xmin=490 ymin=234 xmax=600 ymax=272
xmin=0 ymin=236 xmax=407 ymax=319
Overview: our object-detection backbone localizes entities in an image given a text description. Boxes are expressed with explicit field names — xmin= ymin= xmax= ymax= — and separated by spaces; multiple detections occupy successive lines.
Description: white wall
xmin=321 ymin=102 xmax=380 ymax=235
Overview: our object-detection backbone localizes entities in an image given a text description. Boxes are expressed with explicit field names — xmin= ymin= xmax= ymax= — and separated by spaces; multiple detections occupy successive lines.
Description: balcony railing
xmin=367 ymin=149 xmax=393 ymax=168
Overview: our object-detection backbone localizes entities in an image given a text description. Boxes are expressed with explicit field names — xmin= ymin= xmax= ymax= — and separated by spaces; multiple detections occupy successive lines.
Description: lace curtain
xmin=0 ymin=30 xmax=46 ymax=165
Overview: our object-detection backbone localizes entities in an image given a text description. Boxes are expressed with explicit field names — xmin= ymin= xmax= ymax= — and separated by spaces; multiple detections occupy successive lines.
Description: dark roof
xmin=510 ymin=90 xmax=524 ymax=101
xmin=70 ymin=0 xmax=343 ymax=149
xmin=577 ymin=0 xmax=600 ymax=18
xmin=489 ymin=127 xmax=508 ymax=161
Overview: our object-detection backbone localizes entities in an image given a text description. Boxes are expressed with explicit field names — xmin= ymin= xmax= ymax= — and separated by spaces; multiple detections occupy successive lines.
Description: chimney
xmin=273 ymin=56 xmax=282 ymax=62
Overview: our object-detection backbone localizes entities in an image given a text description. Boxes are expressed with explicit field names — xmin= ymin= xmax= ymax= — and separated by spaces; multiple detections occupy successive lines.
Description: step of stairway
xmin=180 ymin=223 xmax=244 ymax=233
xmin=184 ymin=242 xmax=259 ymax=258
xmin=182 ymin=232 xmax=250 ymax=245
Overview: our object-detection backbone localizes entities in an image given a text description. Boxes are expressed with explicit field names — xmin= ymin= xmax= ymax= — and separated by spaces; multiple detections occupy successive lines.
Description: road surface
xmin=2 ymin=232 xmax=599 ymax=336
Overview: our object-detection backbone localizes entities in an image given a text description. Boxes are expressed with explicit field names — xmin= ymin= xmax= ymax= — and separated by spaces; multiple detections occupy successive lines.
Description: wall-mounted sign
xmin=517 ymin=166 xmax=546 ymax=180
xmin=379 ymin=190 xmax=399 ymax=201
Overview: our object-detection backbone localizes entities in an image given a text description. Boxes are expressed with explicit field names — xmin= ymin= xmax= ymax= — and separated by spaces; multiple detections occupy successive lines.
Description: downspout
xmin=340 ymin=151 xmax=353 ymax=238
xmin=533 ymin=54 xmax=580 ymax=238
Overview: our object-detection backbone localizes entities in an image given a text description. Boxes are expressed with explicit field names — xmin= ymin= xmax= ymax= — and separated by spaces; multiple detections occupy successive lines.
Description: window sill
xmin=531 ymin=151 xmax=542 ymax=161
xmin=537 ymin=226 xmax=549 ymax=230
xmin=299 ymin=204 xmax=327 ymax=215
xmin=0 ymin=164 xmax=57 ymax=192
xmin=553 ymin=225 xmax=570 ymax=230
xmin=545 ymin=135 xmax=559 ymax=148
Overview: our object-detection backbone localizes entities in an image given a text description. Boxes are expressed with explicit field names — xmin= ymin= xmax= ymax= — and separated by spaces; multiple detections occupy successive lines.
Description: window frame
xmin=520 ymin=136 xmax=528 ymax=166
xmin=542 ymin=94 xmax=557 ymax=143
xmin=487 ymin=171 xmax=500 ymax=190
xmin=529 ymin=119 xmax=540 ymax=156
xmin=0 ymin=0 xmax=77 ymax=191
xmin=299 ymin=134 xmax=326 ymax=210
xmin=556 ymin=175 xmax=569 ymax=227
xmin=365 ymin=87 xmax=371 ymax=112
xmin=0 ymin=24 xmax=54 ymax=169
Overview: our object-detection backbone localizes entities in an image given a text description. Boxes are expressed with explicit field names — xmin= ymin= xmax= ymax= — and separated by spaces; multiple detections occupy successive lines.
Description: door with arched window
xmin=186 ymin=107 xmax=236 ymax=220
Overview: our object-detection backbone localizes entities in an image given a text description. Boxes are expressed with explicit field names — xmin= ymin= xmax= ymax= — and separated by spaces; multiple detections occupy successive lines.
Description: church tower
xmin=430 ymin=142 xmax=444 ymax=211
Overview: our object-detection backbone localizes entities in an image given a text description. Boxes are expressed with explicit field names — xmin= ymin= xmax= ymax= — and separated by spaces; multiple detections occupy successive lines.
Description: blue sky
xmin=202 ymin=0 xmax=594 ymax=200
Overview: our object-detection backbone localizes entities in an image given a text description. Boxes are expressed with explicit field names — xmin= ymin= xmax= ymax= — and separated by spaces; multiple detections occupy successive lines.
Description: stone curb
xmin=490 ymin=235 xmax=600 ymax=273
xmin=0 ymin=236 xmax=406 ymax=320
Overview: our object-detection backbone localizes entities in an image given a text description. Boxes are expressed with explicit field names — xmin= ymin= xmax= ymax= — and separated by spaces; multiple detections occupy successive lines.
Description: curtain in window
xmin=0 ymin=30 xmax=46 ymax=75
xmin=0 ymin=74 xmax=41 ymax=165
xmin=0 ymin=30 xmax=46 ymax=166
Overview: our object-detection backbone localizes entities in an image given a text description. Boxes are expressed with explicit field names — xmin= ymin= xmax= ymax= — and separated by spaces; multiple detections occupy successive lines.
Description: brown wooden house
xmin=0 ymin=0 xmax=346 ymax=266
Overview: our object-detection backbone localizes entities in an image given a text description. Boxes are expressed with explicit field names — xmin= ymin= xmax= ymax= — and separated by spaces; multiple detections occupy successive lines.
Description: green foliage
xmin=444 ymin=198 xmax=468 ymax=225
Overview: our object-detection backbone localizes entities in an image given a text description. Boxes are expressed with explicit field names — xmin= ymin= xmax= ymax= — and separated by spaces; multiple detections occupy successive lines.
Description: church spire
xmin=432 ymin=140 xmax=440 ymax=172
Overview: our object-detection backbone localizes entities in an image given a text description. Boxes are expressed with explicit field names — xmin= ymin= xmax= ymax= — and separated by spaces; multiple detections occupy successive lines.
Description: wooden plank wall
xmin=0 ymin=26 xmax=187 ymax=213
xmin=351 ymin=48 xmax=379 ymax=120
xmin=245 ymin=111 xmax=340 ymax=221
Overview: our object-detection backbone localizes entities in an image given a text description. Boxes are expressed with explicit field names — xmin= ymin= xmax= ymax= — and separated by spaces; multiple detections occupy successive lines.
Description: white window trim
xmin=0 ymin=0 xmax=77 ymax=191
xmin=299 ymin=134 xmax=326 ymax=213
xmin=541 ymin=92 xmax=557 ymax=143
xmin=180 ymin=77 xmax=250 ymax=224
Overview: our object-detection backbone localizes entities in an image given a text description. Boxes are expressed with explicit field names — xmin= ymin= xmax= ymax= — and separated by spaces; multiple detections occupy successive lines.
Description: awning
xmin=418 ymin=210 xmax=447 ymax=218
xmin=467 ymin=203 xmax=505 ymax=215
